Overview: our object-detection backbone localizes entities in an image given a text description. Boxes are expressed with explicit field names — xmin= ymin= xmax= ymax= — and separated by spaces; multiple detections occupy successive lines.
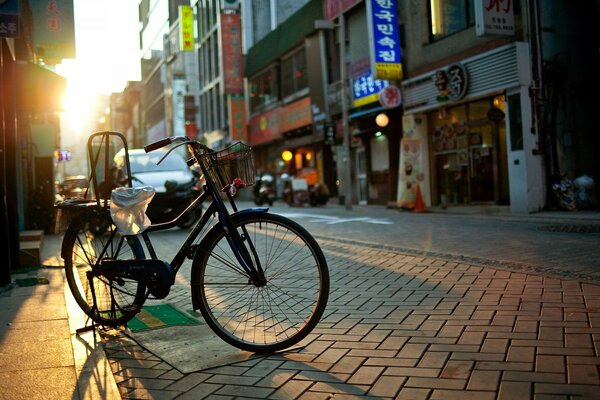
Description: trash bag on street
xmin=573 ymin=175 xmax=597 ymax=210
xmin=551 ymin=175 xmax=577 ymax=211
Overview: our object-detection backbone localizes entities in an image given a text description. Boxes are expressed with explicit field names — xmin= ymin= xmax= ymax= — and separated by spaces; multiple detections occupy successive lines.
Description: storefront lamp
xmin=282 ymin=150 xmax=293 ymax=162
xmin=375 ymin=113 xmax=389 ymax=127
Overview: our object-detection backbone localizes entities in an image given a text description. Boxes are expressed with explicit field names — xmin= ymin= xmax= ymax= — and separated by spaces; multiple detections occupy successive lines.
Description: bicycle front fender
xmin=189 ymin=208 xmax=268 ymax=311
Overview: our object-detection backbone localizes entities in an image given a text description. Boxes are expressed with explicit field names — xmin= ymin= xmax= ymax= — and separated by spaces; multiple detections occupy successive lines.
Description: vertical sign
xmin=0 ymin=0 xmax=19 ymax=38
xmin=228 ymin=95 xmax=247 ymax=142
xmin=366 ymin=0 xmax=402 ymax=80
xmin=31 ymin=0 xmax=76 ymax=62
xmin=475 ymin=0 xmax=515 ymax=36
xmin=221 ymin=13 xmax=243 ymax=93
xmin=179 ymin=5 xmax=194 ymax=51
xmin=172 ymin=79 xmax=186 ymax=136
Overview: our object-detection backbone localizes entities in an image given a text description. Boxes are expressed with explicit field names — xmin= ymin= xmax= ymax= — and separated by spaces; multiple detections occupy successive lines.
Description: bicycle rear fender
xmin=189 ymin=208 xmax=268 ymax=311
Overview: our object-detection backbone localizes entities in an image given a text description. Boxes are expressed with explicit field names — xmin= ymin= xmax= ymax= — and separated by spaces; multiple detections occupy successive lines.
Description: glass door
xmin=356 ymin=147 xmax=367 ymax=205
xmin=468 ymin=125 xmax=496 ymax=203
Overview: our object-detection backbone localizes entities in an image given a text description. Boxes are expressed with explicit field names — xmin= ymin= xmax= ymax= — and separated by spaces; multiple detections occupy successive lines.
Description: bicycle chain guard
xmin=98 ymin=258 xmax=175 ymax=299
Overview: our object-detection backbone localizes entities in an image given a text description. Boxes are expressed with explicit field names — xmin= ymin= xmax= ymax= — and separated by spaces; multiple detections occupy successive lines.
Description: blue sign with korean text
xmin=352 ymin=69 xmax=389 ymax=107
xmin=366 ymin=0 xmax=403 ymax=80
xmin=0 ymin=0 xmax=20 ymax=38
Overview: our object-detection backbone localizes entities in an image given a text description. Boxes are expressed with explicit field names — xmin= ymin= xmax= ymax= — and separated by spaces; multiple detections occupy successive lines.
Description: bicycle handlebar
xmin=145 ymin=136 xmax=214 ymax=154
xmin=144 ymin=138 xmax=172 ymax=153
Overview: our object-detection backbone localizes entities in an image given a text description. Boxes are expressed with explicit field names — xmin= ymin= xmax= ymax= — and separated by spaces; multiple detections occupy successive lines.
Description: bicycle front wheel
xmin=62 ymin=210 xmax=146 ymax=327
xmin=192 ymin=212 xmax=329 ymax=353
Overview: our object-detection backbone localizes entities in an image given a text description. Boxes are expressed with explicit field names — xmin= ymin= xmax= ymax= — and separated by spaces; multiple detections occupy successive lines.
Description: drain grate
xmin=539 ymin=224 xmax=600 ymax=233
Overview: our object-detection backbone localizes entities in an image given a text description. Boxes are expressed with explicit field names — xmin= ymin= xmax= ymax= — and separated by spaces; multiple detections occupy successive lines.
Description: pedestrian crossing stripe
xmin=127 ymin=304 xmax=201 ymax=332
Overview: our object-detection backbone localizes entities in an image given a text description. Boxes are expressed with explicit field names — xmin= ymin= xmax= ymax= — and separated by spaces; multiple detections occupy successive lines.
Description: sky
xmin=56 ymin=0 xmax=141 ymax=137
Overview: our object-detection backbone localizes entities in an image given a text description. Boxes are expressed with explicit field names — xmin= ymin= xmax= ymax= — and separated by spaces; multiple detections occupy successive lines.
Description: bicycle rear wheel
xmin=192 ymin=212 xmax=329 ymax=353
xmin=62 ymin=210 xmax=146 ymax=327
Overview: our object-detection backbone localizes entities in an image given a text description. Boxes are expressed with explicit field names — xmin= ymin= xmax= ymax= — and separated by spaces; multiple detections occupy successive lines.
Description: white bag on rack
xmin=110 ymin=186 xmax=155 ymax=235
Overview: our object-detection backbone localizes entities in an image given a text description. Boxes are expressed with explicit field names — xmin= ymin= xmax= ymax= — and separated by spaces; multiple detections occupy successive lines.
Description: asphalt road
xmin=233 ymin=200 xmax=600 ymax=282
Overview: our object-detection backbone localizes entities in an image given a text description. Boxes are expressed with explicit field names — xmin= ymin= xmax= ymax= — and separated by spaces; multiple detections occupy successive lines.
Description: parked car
xmin=113 ymin=148 xmax=202 ymax=228
xmin=59 ymin=175 xmax=88 ymax=199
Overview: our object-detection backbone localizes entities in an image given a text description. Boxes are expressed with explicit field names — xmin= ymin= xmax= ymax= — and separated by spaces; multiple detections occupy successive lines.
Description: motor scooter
xmin=253 ymin=173 xmax=276 ymax=206
xmin=146 ymin=178 xmax=203 ymax=228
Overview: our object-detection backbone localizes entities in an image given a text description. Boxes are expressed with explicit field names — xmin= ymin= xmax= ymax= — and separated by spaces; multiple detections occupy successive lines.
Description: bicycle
xmin=57 ymin=132 xmax=329 ymax=353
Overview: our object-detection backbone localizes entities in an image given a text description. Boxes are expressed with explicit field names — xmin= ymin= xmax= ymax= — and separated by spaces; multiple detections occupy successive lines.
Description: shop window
xmin=281 ymin=48 xmax=308 ymax=99
xmin=429 ymin=0 xmax=475 ymax=41
xmin=249 ymin=65 xmax=279 ymax=113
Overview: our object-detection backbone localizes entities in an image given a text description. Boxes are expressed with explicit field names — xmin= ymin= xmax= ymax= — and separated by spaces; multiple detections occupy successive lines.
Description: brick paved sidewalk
xmin=103 ymin=238 xmax=600 ymax=399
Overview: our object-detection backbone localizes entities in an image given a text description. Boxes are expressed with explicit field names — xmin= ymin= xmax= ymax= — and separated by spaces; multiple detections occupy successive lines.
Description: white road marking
xmin=279 ymin=212 xmax=394 ymax=225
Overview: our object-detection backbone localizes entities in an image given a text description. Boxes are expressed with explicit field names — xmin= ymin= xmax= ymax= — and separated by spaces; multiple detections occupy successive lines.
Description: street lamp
xmin=315 ymin=14 xmax=352 ymax=210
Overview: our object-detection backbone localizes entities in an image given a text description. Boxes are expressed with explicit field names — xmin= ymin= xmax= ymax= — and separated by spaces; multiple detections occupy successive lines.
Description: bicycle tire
xmin=191 ymin=211 xmax=329 ymax=353
xmin=62 ymin=210 xmax=147 ymax=327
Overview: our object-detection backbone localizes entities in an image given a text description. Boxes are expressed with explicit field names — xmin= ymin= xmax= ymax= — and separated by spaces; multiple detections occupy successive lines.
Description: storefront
xmin=248 ymin=96 xmax=326 ymax=196
xmin=400 ymin=42 xmax=545 ymax=212
xmin=429 ymin=96 xmax=509 ymax=206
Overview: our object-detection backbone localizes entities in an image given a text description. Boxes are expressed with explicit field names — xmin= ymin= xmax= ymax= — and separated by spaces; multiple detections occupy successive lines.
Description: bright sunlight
xmin=55 ymin=0 xmax=140 ymax=141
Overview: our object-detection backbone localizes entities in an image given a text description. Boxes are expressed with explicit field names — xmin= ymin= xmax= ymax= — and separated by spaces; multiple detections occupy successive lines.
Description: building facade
xmin=398 ymin=0 xmax=599 ymax=213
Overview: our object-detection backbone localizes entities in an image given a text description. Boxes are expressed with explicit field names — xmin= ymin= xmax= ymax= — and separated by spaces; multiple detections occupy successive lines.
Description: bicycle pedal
xmin=121 ymin=304 xmax=142 ymax=314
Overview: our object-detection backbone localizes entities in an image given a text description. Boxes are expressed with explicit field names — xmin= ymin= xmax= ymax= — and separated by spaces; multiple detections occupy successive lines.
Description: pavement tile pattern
xmin=101 ymin=237 xmax=600 ymax=399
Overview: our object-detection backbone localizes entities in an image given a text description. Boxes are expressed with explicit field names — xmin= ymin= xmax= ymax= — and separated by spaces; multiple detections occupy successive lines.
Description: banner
xmin=31 ymin=0 xmax=76 ymax=62
xmin=366 ymin=0 xmax=402 ymax=80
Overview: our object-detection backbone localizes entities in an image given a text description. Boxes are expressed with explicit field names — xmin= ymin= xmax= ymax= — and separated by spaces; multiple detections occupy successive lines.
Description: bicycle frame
xmin=122 ymin=139 xmax=268 ymax=290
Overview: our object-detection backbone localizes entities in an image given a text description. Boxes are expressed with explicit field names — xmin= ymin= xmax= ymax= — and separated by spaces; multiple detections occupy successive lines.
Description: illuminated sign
xmin=352 ymin=69 xmax=389 ymax=108
xmin=179 ymin=5 xmax=194 ymax=51
xmin=366 ymin=0 xmax=402 ymax=80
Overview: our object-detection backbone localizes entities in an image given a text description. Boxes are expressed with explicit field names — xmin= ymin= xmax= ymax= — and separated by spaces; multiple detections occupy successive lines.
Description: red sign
xmin=249 ymin=108 xmax=281 ymax=145
xmin=378 ymin=85 xmax=402 ymax=109
xmin=221 ymin=13 xmax=243 ymax=93
xmin=248 ymin=97 xmax=313 ymax=145
xmin=228 ymin=96 xmax=247 ymax=142
xmin=323 ymin=0 xmax=362 ymax=20
xmin=280 ymin=97 xmax=312 ymax=133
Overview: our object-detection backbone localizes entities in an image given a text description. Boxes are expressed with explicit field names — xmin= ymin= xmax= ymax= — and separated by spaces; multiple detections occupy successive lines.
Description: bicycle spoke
xmin=197 ymin=213 xmax=328 ymax=352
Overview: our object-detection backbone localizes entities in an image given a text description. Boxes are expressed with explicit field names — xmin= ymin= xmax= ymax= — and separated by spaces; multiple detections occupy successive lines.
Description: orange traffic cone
xmin=413 ymin=184 xmax=426 ymax=213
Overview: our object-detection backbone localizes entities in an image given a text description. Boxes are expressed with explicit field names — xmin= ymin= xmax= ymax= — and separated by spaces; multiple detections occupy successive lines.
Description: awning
xmin=16 ymin=62 xmax=66 ymax=112
xmin=348 ymin=105 xmax=385 ymax=120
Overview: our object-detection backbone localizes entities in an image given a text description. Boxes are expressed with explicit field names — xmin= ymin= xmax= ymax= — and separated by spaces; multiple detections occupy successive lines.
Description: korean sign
xmin=352 ymin=69 xmax=389 ymax=108
xmin=179 ymin=5 xmax=194 ymax=51
xmin=228 ymin=95 xmax=247 ymax=142
xmin=433 ymin=64 xmax=468 ymax=102
xmin=31 ymin=0 xmax=76 ymax=62
xmin=366 ymin=0 xmax=402 ymax=80
xmin=221 ymin=13 xmax=244 ymax=94
xmin=475 ymin=0 xmax=515 ymax=36
xmin=0 ymin=0 xmax=19 ymax=38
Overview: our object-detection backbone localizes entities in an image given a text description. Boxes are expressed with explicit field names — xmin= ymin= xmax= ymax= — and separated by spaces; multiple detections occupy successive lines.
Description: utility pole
xmin=339 ymin=11 xmax=352 ymax=210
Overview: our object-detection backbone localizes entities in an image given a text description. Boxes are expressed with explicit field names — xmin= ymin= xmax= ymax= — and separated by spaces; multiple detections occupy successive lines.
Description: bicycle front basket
xmin=201 ymin=142 xmax=256 ymax=190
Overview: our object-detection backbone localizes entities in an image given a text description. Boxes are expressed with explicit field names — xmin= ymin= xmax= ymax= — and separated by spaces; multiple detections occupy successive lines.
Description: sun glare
xmin=58 ymin=62 xmax=97 ymax=136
